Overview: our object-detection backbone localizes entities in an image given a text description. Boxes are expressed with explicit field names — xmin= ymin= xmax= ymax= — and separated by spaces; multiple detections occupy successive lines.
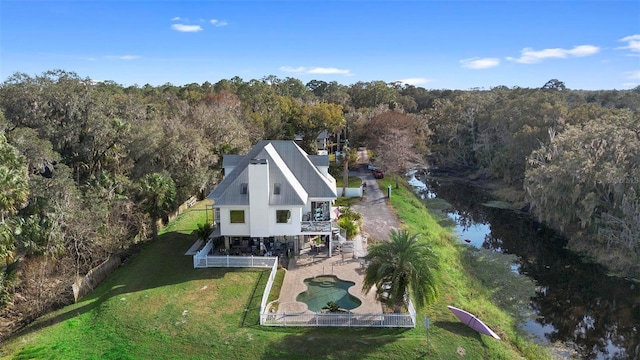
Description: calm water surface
xmin=296 ymin=275 xmax=361 ymax=312
xmin=411 ymin=172 xmax=639 ymax=360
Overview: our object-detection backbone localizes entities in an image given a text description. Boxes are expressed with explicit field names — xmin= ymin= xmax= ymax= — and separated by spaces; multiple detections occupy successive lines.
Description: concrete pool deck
xmin=277 ymin=253 xmax=383 ymax=314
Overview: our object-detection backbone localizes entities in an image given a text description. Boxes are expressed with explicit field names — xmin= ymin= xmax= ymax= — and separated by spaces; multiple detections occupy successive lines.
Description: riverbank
xmin=0 ymin=184 xmax=550 ymax=359
xmin=377 ymin=176 xmax=549 ymax=359
xmin=424 ymin=166 xmax=640 ymax=281
xmin=412 ymin=172 xmax=640 ymax=358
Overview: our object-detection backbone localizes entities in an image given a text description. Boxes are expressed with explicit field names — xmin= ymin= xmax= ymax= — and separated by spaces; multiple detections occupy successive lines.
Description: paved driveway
xmin=350 ymin=149 xmax=401 ymax=243
xmin=276 ymin=149 xmax=401 ymax=315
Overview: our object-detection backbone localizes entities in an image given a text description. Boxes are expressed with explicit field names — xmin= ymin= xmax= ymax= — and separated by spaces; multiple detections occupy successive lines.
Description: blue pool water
xmin=296 ymin=275 xmax=361 ymax=312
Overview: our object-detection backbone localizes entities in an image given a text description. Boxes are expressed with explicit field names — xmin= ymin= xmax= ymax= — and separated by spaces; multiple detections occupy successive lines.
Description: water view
xmin=411 ymin=172 xmax=639 ymax=360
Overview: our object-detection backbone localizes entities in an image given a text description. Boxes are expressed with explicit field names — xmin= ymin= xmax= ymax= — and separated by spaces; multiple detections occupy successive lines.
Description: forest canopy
xmin=0 ymin=70 xmax=639 ymax=338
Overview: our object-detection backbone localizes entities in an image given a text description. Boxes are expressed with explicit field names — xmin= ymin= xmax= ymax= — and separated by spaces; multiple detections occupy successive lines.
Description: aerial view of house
xmin=207 ymin=140 xmax=340 ymax=258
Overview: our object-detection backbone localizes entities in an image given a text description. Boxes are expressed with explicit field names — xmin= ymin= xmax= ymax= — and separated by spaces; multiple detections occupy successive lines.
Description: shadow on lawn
xmin=10 ymin=231 xmax=228 ymax=340
xmin=240 ymin=269 xmax=267 ymax=327
xmin=257 ymin=327 xmax=411 ymax=360
xmin=434 ymin=320 xmax=483 ymax=340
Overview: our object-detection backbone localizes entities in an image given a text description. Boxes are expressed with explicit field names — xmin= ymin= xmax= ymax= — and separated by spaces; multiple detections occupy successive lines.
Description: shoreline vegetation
xmin=424 ymin=165 xmax=640 ymax=282
xmin=0 ymin=178 xmax=550 ymax=359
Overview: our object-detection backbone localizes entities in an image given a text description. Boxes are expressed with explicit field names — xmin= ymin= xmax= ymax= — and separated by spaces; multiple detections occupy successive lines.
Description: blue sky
xmin=1 ymin=0 xmax=639 ymax=90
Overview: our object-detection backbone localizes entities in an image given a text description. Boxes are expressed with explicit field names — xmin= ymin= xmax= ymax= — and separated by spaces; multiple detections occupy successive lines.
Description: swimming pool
xmin=296 ymin=275 xmax=362 ymax=312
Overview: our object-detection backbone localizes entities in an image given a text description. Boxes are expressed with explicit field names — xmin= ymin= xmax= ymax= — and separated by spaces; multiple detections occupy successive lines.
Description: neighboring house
xmin=208 ymin=140 xmax=339 ymax=257
xmin=316 ymin=130 xmax=330 ymax=150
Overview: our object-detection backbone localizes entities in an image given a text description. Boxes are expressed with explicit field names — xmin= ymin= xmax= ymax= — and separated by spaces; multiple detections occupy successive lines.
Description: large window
xmin=230 ymin=210 xmax=245 ymax=223
xmin=276 ymin=210 xmax=291 ymax=224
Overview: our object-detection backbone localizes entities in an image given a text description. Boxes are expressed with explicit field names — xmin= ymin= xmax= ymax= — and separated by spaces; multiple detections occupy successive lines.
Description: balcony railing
xmin=300 ymin=221 xmax=332 ymax=233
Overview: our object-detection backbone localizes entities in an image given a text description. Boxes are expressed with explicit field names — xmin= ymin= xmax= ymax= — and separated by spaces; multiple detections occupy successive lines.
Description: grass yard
xmin=379 ymin=177 xmax=546 ymax=359
xmin=335 ymin=176 xmax=362 ymax=188
xmin=0 ymin=192 xmax=548 ymax=359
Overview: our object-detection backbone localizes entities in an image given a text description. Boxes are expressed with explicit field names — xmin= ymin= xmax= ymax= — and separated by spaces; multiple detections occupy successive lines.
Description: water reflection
xmin=415 ymin=174 xmax=640 ymax=360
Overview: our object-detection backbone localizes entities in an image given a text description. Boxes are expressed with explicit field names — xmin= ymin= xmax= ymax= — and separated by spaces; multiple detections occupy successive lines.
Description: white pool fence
xmin=193 ymin=239 xmax=416 ymax=328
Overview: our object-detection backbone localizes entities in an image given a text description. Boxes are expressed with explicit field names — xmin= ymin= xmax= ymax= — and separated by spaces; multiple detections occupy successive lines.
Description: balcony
xmin=300 ymin=221 xmax=332 ymax=233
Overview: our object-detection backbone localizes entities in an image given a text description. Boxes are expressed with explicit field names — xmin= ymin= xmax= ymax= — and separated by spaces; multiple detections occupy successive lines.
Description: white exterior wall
xmin=249 ymin=160 xmax=270 ymax=237
xmin=335 ymin=186 xmax=363 ymax=198
xmin=218 ymin=205 xmax=305 ymax=237
xmin=269 ymin=206 xmax=303 ymax=235
xmin=218 ymin=206 xmax=251 ymax=236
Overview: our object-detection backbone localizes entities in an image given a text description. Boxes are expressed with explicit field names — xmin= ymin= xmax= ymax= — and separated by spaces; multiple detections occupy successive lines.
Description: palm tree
xmin=362 ymin=229 xmax=438 ymax=312
xmin=194 ymin=222 xmax=213 ymax=241
xmin=136 ymin=172 xmax=176 ymax=239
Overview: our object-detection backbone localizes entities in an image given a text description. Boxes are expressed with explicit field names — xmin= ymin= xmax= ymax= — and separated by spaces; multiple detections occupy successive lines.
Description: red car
xmin=373 ymin=169 xmax=384 ymax=179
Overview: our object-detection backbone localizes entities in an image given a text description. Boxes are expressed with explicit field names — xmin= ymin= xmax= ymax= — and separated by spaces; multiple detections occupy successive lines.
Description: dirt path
xmin=350 ymin=148 xmax=401 ymax=242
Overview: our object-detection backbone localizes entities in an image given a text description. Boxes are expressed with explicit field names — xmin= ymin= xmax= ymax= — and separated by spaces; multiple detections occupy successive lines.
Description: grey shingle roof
xmin=208 ymin=140 xmax=336 ymax=206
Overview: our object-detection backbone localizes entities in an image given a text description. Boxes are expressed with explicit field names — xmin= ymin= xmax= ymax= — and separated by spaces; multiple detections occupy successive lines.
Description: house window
xmin=273 ymin=183 xmax=281 ymax=195
xmin=241 ymin=183 xmax=248 ymax=194
xmin=230 ymin=210 xmax=245 ymax=223
xmin=276 ymin=210 xmax=291 ymax=224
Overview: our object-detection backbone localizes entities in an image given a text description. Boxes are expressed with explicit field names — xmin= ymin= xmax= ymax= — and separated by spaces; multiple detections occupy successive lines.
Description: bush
xmin=338 ymin=217 xmax=357 ymax=239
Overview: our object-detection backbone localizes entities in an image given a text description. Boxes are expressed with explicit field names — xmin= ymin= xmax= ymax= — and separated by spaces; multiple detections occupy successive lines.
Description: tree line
xmin=0 ymin=69 xmax=638 ymax=337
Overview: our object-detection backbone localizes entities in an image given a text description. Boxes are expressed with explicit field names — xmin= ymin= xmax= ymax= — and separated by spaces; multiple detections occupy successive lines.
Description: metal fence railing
xmin=259 ymin=260 xmax=280 ymax=324
xmin=260 ymin=310 xmax=415 ymax=328
xmin=194 ymin=239 xmax=415 ymax=329
xmin=193 ymin=240 xmax=278 ymax=268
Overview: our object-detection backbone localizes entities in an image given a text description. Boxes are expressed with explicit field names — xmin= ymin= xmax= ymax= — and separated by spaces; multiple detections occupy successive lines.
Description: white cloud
xmin=507 ymin=45 xmax=600 ymax=64
xmin=210 ymin=19 xmax=228 ymax=27
xmin=622 ymin=82 xmax=638 ymax=89
xmin=171 ymin=24 xmax=203 ymax=32
xmin=119 ymin=55 xmax=141 ymax=60
xmin=460 ymin=57 xmax=500 ymax=69
xmin=280 ymin=66 xmax=353 ymax=76
xmin=171 ymin=17 xmax=181 ymax=21
xmin=105 ymin=55 xmax=141 ymax=60
xmin=396 ymin=77 xmax=432 ymax=86
xmin=617 ymin=34 xmax=640 ymax=54
xmin=627 ymin=70 xmax=640 ymax=80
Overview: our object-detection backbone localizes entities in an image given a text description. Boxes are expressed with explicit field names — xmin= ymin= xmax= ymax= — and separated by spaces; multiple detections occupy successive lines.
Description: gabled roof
xmin=308 ymin=155 xmax=329 ymax=167
xmin=317 ymin=130 xmax=330 ymax=139
xmin=221 ymin=155 xmax=243 ymax=168
xmin=208 ymin=140 xmax=336 ymax=206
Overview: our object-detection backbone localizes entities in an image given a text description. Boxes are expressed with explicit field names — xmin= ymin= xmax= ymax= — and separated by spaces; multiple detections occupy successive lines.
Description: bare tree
xmin=366 ymin=111 xmax=426 ymax=188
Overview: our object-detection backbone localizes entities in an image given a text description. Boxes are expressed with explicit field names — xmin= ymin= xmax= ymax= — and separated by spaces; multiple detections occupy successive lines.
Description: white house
xmin=208 ymin=140 xmax=339 ymax=257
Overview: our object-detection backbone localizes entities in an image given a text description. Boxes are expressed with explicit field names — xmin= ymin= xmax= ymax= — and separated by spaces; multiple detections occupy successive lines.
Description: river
xmin=409 ymin=172 xmax=639 ymax=360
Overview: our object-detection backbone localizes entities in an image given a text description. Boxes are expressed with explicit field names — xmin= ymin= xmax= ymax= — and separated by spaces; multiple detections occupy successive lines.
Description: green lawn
xmin=0 ymin=193 xmax=548 ymax=360
xmin=335 ymin=176 xmax=362 ymax=188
